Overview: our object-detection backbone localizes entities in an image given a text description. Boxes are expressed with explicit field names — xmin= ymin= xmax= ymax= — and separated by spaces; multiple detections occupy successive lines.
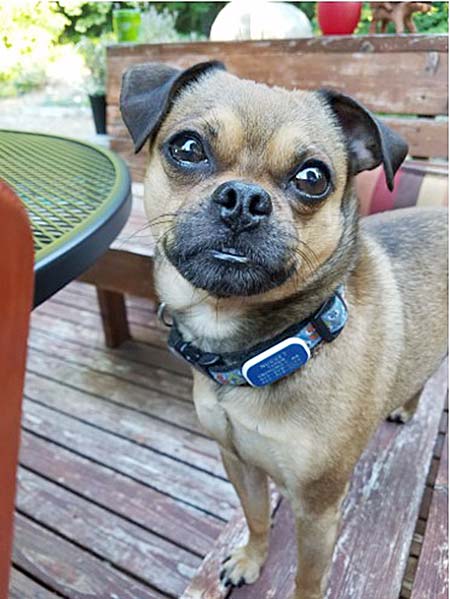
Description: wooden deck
xmin=11 ymin=282 xmax=237 ymax=598
xmin=10 ymin=280 xmax=448 ymax=598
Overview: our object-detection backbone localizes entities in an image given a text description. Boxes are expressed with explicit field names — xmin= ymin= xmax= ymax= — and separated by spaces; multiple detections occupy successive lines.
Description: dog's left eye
xmin=293 ymin=161 xmax=330 ymax=200
xmin=168 ymin=133 xmax=207 ymax=164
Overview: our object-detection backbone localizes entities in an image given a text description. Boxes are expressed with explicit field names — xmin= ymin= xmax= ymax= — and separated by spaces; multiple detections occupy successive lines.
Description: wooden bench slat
xmin=317 ymin=360 xmax=447 ymax=599
xmin=108 ymin=117 xmax=449 ymax=183
xmin=232 ymin=499 xmax=297 ymax=599
xmin=111 ymin=192 xmax=153 ymax=254
xmin=79 ymin=249 xmax=156 ymax=297
xmin=180 ymin=489 xmax=280 ymax=599
xmin=182 ymin=360 xmax=448 ymax=599
xmin=383 ymin=117 xmax=448 ymax=160
xmin=106 ymin=35 xmax=448 ymax=182
xmin=67 ymin=277 xmax=157 ymax=311
xmin=411 ymin=432 xmax=448 ymax=599
xmin=108 ymin=35 xmax=447 ymax=58
xmin=20 ymin=431 xmax=222 ymax=557
xmin=107 ymin=41 xmax=447 ymax=115
xmin=108 ymin=113 xmax=449 ymax=159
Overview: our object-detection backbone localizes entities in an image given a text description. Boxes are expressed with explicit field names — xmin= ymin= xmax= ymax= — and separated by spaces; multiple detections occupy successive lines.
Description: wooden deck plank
xmin=411 ymin=433 xmax=448 ymax=599
xmin=54 ymin=290 xmax=166 ymax=345
xmin=20 ymin=432 xmax=222 ymax=557
xmin=22 ymin=401 xmax=237 ymax=519
xmin=9 ymin=568 xmax=60 ymax=599
xmin=27 ymin=327 xmax=192 ymax=402
xmin=30 ymin=310 xmax=189 ymax=376
xmin=16 ymin=469 xmax=200 ymax=597
xmin=52 ymin=286 xmax=161 ymax=334
xmin=24 ymin=371 xmax=223 ymax=478
xmin=13 ymin=514 xmax=167 ymax=599
xmin=183 ymin=360 xmax=448 ymax=599
xmin=34 ymin=300 xmax=167 ymax=350
xmin=25 ymin=349 xmax=199 ymax=433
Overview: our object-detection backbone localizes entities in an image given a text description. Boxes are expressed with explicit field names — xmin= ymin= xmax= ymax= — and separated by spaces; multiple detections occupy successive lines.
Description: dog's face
xmin=121 ymin=62 xmax=407 ymax=305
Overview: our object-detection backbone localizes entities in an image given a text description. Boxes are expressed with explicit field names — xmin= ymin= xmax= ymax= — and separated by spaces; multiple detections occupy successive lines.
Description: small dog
xmin=120 ymin=61 xmax=448 ymax=599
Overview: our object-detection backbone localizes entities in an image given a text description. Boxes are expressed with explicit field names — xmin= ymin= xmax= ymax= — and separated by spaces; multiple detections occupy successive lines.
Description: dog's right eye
xmin=168 ymin=133 xmax=207 ymax=165
xmin=291 ymin=160 xmax=331 ymax=201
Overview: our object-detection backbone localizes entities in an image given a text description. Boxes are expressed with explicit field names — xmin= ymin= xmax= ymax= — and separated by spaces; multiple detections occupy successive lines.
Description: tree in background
xmin=0 ymin=0 xmax=69 ymax=96
xmin=56 ymin=2 xmax=225 ymax=40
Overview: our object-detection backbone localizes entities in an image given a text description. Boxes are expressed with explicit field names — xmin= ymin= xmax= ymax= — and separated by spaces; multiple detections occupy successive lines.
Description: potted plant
xmin=77 ymin=35 xmax=112 ymax=135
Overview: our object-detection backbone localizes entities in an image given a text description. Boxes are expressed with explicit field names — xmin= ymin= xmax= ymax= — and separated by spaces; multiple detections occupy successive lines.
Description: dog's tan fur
xmin=122 ymin=67 xmax=447 ymax=599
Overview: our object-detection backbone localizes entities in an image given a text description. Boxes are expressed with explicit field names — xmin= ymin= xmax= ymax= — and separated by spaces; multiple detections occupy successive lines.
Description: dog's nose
xmin=212 ymin=181 xmax=272 ymax=231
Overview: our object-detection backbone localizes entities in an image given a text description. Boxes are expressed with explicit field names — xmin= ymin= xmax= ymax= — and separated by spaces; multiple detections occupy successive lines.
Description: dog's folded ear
xmin=120 ymin=61 xmax=226 ymax=153
xmin=320 ymin=89 xmax=408 ymax=191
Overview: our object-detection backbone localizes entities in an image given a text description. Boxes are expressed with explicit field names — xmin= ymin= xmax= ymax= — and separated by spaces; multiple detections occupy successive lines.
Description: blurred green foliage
xmin=150 ymin=2 xmax=226 ymax=37
xmin=58 ymin=0 xmax=113 ymax=40
xmin=1 ymin=1 xmax=448 ymax=98
xmin=55 ymin=1 xmax=448 ymax=40
xmin=56 ymin=1 xmax=226 ymax=39
xmin=76 ymin=34 xmax=114 ymax=94
xmin=0 ymin=0 xmax=69 ymax=96
xmin=413 ymin=2 xmax=448 ymax=33
xmin=356 ymin=1 xmax=448 ymax=34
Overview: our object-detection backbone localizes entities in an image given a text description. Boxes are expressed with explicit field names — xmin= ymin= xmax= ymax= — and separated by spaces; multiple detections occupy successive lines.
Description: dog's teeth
xmin=211 ymin=249 xmax=249 ymax=264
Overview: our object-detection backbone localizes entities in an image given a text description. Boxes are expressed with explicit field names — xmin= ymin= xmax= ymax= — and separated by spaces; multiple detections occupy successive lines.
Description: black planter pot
xmin=89 ymin=94 xmax=107 ymax=134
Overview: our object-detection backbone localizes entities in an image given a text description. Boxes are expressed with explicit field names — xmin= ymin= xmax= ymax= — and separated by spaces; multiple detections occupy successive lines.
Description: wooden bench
xmin=77 ymin=33 xmax=449 ymax=597
xmin=180 ymin=360 xmax=448 ymax=599
xmin=79 ymin=33 xmax=448 ymax=347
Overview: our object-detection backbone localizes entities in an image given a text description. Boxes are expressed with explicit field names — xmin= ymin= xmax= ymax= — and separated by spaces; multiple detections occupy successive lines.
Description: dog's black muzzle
xmin=164 ymin=188 xmax=295 ymax=297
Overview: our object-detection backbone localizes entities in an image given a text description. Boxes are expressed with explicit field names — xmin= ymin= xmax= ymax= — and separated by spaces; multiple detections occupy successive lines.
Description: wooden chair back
xmin=0 ymin=182 xmax=34 ymax=599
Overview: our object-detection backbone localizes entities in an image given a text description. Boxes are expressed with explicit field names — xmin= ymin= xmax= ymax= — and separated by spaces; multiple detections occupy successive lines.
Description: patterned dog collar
xmin=166 ymin=287 xmax=348 ymax=387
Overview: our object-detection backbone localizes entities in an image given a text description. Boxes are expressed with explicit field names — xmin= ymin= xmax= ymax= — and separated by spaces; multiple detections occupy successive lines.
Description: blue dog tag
xmin=242 ymin=338 xmax=311 ymax=387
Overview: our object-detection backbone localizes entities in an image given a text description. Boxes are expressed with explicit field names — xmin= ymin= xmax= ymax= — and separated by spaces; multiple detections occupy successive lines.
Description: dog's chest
xmin=194 ymin=378 xmax=318 ymax=487
xmin=228 ymin=407 xmax=317 ymax=487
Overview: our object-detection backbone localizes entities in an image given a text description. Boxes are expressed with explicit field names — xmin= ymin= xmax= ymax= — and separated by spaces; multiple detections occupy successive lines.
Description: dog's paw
xmin=219 ymin=545 xmax=265 ymax=589
xmin=387 ymin=406 xmax=414 ymax=424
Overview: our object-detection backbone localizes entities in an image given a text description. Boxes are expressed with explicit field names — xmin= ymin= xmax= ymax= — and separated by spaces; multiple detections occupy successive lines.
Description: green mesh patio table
xmin=0 ymin=130 xmax=132 ymax=306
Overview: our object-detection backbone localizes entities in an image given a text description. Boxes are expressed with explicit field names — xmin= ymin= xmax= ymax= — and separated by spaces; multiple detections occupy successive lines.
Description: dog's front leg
xmin=290 ymin=478 xmax=348 ymax=599
xmin=219 ymin=450 xmax=270 ymax=588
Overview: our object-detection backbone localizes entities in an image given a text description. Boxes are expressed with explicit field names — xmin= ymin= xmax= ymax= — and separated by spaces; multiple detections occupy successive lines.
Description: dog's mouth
xmin=161 ymin=204 xmax=298 ymax=298
xmin=210 ymin=247 xmax=249 ymax=265
xmin=165 ymin=235 xmax=295 ymax=298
